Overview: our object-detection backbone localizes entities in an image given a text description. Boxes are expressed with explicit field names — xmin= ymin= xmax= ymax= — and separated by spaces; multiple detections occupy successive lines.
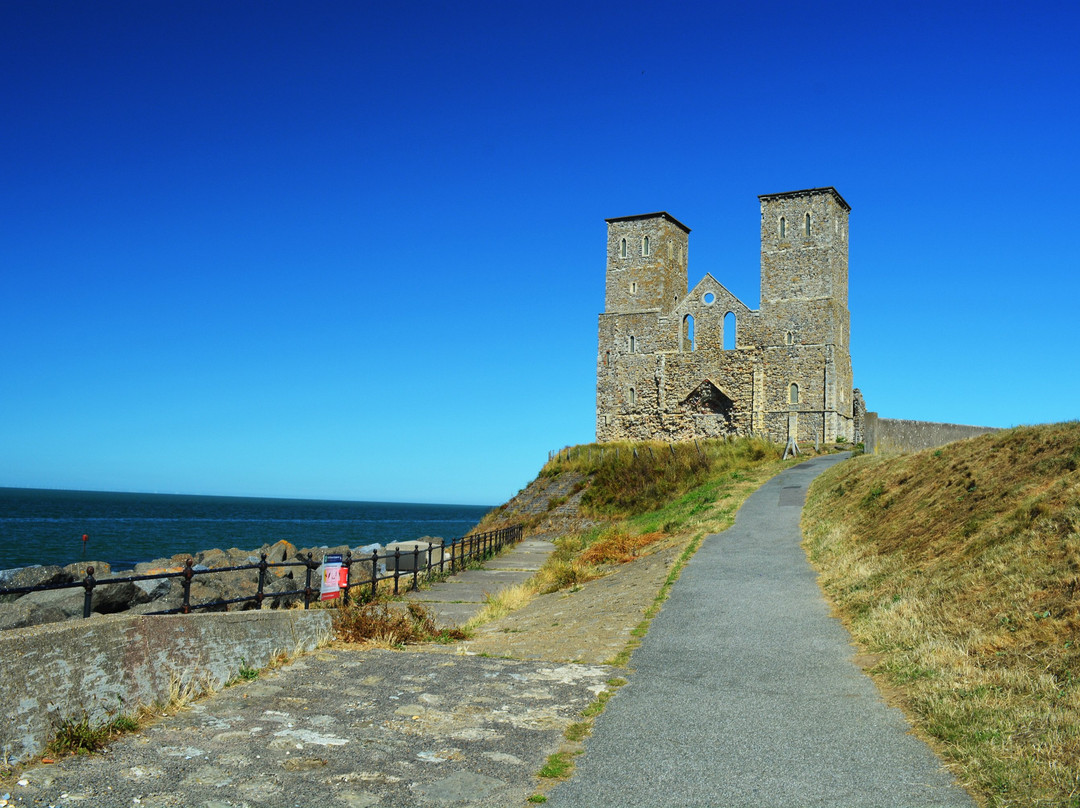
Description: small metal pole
xmin=411 ymin=545 xmax=420 ymax=591
xmin=82 ymin=566 xmax=96 ymax=618
xmin=393 ymin=549 xmax=401 ymax=595
xmin=440 ymin=539 xmax=446 ymax=574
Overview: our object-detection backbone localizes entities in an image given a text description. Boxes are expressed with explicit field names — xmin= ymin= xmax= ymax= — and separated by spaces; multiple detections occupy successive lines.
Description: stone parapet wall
xmin=864 ymin=413 xmax=1000 ymax=454
xmin=0 ymin=609 xmax=332 ymax=763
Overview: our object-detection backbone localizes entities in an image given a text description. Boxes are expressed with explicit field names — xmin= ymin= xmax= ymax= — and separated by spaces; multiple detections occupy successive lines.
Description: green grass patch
xmin=538 ymin=751 xmax=575 ymax=779
xmin=48 ymin=711 xmax=142 ymax=756
xmin=564 ymin=721 xmax=591 ymax=742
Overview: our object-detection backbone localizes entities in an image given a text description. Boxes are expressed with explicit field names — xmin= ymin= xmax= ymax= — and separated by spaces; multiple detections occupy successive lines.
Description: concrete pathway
xmin=548 ymin=453 xmax=977 ymax=808
xmin=7 ymin=535 xmax=609 ymax=808
xmin=10 ymin=647 xmax=614 ymax=808
xmin=403 ymin=537 xmax=555 ymax=626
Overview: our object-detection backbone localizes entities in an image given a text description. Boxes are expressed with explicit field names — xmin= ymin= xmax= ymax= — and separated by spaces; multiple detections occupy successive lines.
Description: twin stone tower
xmin=596 ymin=186 xmax=862 ymax=449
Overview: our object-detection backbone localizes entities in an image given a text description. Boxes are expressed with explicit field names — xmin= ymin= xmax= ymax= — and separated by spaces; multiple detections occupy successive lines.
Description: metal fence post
xmin=370 ymin=550 xmax=379 ymax=600
xmin=181 ymin=559 xmax=194 ymax=614
xmin=342 ymin=551 xmax=352 ymax=605
xmin=82 ymin=566 xmax=96 ymax=618
xmin=256 ymin=553 xmax=268 ymax=609
xmin=411 ymin=545 xmax=420 ymax=591
xmin=303 ymin=552 xmax=314 ymax=609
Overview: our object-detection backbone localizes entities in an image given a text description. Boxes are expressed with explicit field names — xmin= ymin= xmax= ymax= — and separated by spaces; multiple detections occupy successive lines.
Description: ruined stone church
xmin=596 ymin=187 xmax=862 ymax=447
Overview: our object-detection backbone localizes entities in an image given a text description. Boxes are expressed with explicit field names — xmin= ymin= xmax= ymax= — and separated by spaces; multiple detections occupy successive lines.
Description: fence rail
xmin=0 ymin=525 xmax=523 ymax=620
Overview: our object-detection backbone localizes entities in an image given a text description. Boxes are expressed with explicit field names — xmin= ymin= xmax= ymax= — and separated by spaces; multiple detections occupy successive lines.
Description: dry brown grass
xmin=464 ymin=582 xmax=537 ymax=630
xmin=803 ymin=422 xmax=1080 ymax=808
xmin=333 ymin=600 xmax=466 ymax=646
xmin=579 ymin=529 xmax=666 ymax=565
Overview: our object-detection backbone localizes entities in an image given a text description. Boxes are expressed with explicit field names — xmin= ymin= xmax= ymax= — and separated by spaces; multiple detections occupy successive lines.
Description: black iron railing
xmin=0 ymin=525 xmax=523 ymax=620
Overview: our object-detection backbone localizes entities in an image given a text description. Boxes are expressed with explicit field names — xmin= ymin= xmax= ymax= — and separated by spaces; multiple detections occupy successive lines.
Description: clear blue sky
xmin=2 ymin=1 xmax=1077 ymax=506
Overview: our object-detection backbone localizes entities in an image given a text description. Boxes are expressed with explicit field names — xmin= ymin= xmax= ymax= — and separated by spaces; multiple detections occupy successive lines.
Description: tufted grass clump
xmin=48 ymin=711 xmax=142 ymax=756
xmin=333 ymin=599 xmax=466 ymax=646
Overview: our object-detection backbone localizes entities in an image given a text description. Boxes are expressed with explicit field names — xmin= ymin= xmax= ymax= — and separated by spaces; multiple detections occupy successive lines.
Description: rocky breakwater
xmin=0 ymin=539 xmax=396 ymax=632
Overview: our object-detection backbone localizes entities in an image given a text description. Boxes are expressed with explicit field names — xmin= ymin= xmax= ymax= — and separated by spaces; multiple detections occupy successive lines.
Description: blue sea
xmin=0 ymin=488 xmax=493 ymax=571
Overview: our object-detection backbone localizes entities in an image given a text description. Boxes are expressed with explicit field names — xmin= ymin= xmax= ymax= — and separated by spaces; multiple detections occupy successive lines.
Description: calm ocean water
xmin=0 ymin=488 xmax=492 ymax=571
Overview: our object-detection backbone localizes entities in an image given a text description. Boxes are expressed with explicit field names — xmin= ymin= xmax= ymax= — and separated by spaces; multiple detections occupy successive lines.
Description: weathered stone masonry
xmin=596 ymin=187 xmax=863 ymax=446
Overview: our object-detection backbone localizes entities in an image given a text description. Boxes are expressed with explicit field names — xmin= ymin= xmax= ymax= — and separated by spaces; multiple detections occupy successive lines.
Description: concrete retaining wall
xmin=0 ymin=609 xmax=333 ymax=763
xmin=864 ymin=413 xmax=1000 ymax=454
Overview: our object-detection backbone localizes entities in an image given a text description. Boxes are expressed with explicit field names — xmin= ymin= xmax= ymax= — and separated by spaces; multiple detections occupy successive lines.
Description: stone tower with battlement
xmin=596 ymin=187 xmax=860 ymax=447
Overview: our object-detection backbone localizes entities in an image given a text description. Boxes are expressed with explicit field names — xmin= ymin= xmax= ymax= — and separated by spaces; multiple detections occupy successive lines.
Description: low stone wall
xmin=864 ymin=413 xmax=1000 ymax=454
xmin=0 ymin=609 xmax=333 ymax=763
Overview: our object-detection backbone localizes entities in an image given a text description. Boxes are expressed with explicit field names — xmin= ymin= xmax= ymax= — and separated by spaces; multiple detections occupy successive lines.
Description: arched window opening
xmin=789 ymin=383 xmax=800 ymax=405
xmin=629 ymin=387 xmax=637 ymax=406
xmin=779 ymin=216 xmax=786 ymax=239
xmin=683 ymin=314 xmax=696 ymax=352
xmin=642 ymin=235 xmax=650 ymax=256
xmin=805 ymin=212 xmax=811 ymax=236
xmin=620 ymin=238 xmax=627 ymax=258
xmin=785 ymin=330 xmax=794 ymax=345
xmin=723 ymin=311 xmax=736 ymax=350
xmin=630 ymin=281 xmax=637 ymax=294
xmin=629 ymin=335 xmax=636 ymax=353
xmin=604 ymin=350 xmax=610 ymax=366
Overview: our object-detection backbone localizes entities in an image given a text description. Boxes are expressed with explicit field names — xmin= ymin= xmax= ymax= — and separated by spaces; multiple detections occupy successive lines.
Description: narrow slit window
xmin=642 ymin=235 xmax=650 ymax=256
xmin=630 ymin=281 xmax=637 ymax=294
xmin=629 ymin=387 xmax=637 ymax=406
xmin=789 ymin=383 xmax=800 ymax=404
xmin=620 ymin=238 xmax=627 ymax=258
xmin=723 ymin=311 xmax=736 ymax=350
xmin=604 ymin=350 xmax=610 ymax=366
xmin=629 ymin=335 xmax=636 ymax=353
xmin=779 ymin=216 xmax=786 ymax=239
xmin=683 ymin=314 xmax=695 ymax=352
xmin=805 ymin=212 xmax=811 ymax=236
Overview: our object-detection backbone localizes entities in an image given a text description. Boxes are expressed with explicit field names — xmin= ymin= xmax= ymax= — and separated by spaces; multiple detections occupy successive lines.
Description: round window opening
xmin=703 ymin=292 xmax=716 ymax=305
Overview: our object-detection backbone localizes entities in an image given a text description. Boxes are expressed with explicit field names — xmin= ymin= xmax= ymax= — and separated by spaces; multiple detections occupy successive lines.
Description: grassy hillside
xmin=803 ymin=422 xmax=1080 ymax=808
xmin=472 ymin=436 xmax=815 ymax=621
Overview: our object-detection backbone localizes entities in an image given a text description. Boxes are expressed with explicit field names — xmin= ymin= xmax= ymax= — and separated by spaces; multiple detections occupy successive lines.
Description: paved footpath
xmin=548 ymin=453 xmax=977 ymax=808
xmin=403 ymin=536 xmax=556 ymax=627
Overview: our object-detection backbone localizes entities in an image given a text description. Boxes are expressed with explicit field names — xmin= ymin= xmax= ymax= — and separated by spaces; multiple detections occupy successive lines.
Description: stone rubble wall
xmin=863 ymin=413 xmax=1000 ymax=454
